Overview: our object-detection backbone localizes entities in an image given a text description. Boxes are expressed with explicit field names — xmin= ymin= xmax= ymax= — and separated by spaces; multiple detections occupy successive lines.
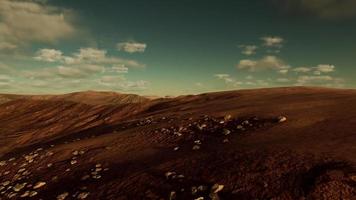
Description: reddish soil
xmin=1 ymin=87 xmax=356 ymax=199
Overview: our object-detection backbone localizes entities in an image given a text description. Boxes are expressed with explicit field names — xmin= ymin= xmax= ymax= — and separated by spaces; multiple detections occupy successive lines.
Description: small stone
xmin=211 ymin=184 xmax=224 ymax=193
xmin=95 ymin=164 xmax=102 ymax=168
xmin=191 ymin=186 xmax=198 ymax=195
xmin=194 ymin=140 xmax=202 ymax=145
xmin=223 ymin=138 xmax=229 ymax=143
xmin=47 ymin=163 xmax=53 ymax=168
xmin=13 ymin=183 xmax=27 ymax=192
xmin=57 ymin=192 xmax=69 ymax=200
xmin=192 ymin=145 xmax=200 ymax=150
xmin=2 ymin=181 xmax=10 ymax=186
xmin=29 ymin=191 xmax=38 ymax=197
xmin=92 ymin=175 xmax=101 ymax=179
xmin=7 ymin=192 xmax=17 ymax=198
xmin=165 ymin=171 xmax=176 ymax=179
xmin=278 ymin=116 xmax=287 ymax=123
xmin=33 ymin=181 xmax=46 ymax=189
xmin=0 ymin=161 xmax=6 ymax=166
xmin=20 ymin=191 xmax=30 ymax=197
xmin=173 ymin=147 xmax=180 ymax=151
xmin=195 ymin=197 xmax=204 ymax=200
xmin=224 ymin=114 xmax=232 ymax=121
xmin=77 ymin=192 xmax=90 ymax=199
xmin=72 ymin=151 xmax=79 ymax=156
xmin=223 ymin=129 xmax=231 ymax=135
xmin=18 ymin=168 xmax=26 ymax=173
xmin=169 ymin=191 xmax=176 ymax=200
xmin=71 ymin=160 xmax=77 ymax=165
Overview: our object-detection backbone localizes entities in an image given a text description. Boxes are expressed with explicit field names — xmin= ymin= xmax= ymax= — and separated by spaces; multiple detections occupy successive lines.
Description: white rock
xmin=33 ymin=181 xmax=46 ymax=189
xmin=0 ymin=161 xmax=6 ymax=166
xmin=29 ymin=191 xmax=38 ymax=197
xmin=20 ymin=191 xmax=30 ymax=197
xmin=57 ymin=192 xmax=69 ymax=200
xmin=278 ymin=116 xmax=287 ymax=123
xmin=77 ymin=192 xmax=90 ymax=199
xmin=211 ymin=184 xmax=224 ymax=193
xmin=192 ymin=145 xmax=200 ymax=150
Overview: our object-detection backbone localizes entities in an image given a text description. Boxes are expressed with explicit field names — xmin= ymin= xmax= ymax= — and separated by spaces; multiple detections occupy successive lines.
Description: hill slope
xmin=0 ymin=91 xmax=148 ymax=105
xmin=1 ymin=87 xmax=356 ymax=199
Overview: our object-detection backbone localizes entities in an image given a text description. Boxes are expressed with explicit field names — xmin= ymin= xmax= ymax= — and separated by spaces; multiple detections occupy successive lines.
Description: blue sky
xmin=0 ymin=0 xmax=355 ymax=95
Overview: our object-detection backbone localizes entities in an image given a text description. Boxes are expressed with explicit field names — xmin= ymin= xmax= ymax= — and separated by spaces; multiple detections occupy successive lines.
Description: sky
xmin=0 ymin=0 xmax=356 ymax=96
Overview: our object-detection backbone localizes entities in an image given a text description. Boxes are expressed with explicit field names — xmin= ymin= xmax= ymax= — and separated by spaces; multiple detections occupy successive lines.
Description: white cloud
xmin=237 ymin=56 xmax=290 ymax=72
xmin=296 ymin=75 xmax=343 ymax=86
xmin=34 ymin=49 xmax=63 ymax=62
xmin=214 ymin=74 xmax=230 ymax=79
xmin=117 ymin=42 xmax=147 ymax=53
xmin=239 ymin=45 xmax=258 ymax=55
xmin=314 ymin=64 xmax=335 ymax=73
xmin=276 ymin=78 xmax=290 ymax=83
xmin=293 ymin=67 xmax=312 ymax=73
xmin=214 ymin=73 xmax=272 ymax=88
xmin=278 ymin=69 xmax=289 ymax=74
xmin=261 ymin=36 xmax=284 ymax=48
xmin=0 ymin=0 xmax=75 ymax=50
xmin=74 ymin=48 xmax=107 ymax=61
xmin=110 ymin=65 xmax=128 ymax=73
xmin=34 ymin=47 xmax=145 ymax=68
xmin=292 ymin=65 xmax=335 ymax=75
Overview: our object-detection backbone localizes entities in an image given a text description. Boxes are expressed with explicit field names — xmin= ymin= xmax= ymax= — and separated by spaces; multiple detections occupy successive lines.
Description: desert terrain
xmin=1 ymin=87 xmax=356 ymax=199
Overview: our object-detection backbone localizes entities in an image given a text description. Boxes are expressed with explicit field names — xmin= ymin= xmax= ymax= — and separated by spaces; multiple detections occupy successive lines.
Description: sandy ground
xmin=1 ymin=87 xmax=356 ymax=199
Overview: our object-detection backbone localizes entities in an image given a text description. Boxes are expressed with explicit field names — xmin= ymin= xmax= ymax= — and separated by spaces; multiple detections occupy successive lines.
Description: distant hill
xmin=0 ymin=91 xmax=149 ymax=105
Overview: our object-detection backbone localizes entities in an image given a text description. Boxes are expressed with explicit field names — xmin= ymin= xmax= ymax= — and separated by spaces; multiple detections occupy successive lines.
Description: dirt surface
xmin=1 ymin=87 xmax=356 ymax=199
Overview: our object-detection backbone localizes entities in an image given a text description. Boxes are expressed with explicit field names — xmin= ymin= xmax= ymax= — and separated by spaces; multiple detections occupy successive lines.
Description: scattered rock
xmin=0 ymin=161 xmax=6 ymax=166
xmin=165 ymin=171 xmax=176 ymax=179
xmin=57 ymin=192 xmax=69 ymax=200
xmin=211 ymin=184 xmax=224 ymax=193
xmin=192 ymin=145 xmax=201 ymax=150
xmin=13 ymin=183 xmax=27 ymax=192
xmin=33 ymin=181 xmax=46 ymax=189
xmin=278 ymin=116 xmax=287 ymax=123
xmin=77 ymin=192 xmax=90 ymax=199
xmin=169 ymin=191 xmax=176 ymax=200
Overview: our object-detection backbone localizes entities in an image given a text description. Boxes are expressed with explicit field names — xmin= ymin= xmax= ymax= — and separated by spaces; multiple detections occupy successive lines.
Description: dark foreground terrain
xmin=1 ymin=87 xmax=356 ymax=200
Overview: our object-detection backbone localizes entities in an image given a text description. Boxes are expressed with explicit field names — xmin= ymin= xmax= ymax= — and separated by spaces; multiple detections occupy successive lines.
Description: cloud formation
xmin=237 ymin=56 xmax=290 ymax=73
xmin=0 ymin=0 xmax=75 ymax=50
xmin=117 ymin=42 xmax=147 ymax=53
xmin=34 ymin=48 xmax=145 ymax=68
xmin=272 ymin=0 xmax=356 ymax=19
xmin=261 ymin=36 xmax=284 ymax=48
xmin=239 ymin=45 xmax=258 ymax=55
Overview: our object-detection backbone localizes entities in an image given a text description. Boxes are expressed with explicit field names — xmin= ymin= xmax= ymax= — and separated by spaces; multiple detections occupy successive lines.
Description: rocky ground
xmin=1 ymin=87 xmax=356 ymax=199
